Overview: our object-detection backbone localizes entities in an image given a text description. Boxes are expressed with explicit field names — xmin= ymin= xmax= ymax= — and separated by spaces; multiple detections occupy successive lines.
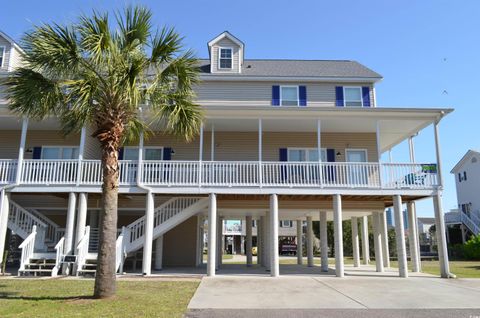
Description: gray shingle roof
xmin=198 ymin=59 xmax=382 ymax=79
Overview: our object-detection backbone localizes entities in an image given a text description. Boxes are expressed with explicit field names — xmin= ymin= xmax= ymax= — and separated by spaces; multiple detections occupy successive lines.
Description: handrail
xmin=115 ymin=227 xmax=126 ymax=274
xmin=18 ymin=225 xmax=37 ymax=272
xmin=75 ymin=225 xmax=90 ymax=276
xmin=52 ymin=237 xmax=65 ymax=277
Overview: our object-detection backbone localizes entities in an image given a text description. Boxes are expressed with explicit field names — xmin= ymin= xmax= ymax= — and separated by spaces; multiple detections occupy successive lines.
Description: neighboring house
xmin=447 ymin=150 xmax=480 ymax=242
xmin=417 ymin=217 xmax=436 ymax=254
xmin=0 ymin=30 xmax=453 ymax=279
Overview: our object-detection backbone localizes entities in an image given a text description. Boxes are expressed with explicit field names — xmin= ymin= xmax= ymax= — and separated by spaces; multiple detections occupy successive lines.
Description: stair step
xmin=83 ymin=264 xmax=97 ymax=270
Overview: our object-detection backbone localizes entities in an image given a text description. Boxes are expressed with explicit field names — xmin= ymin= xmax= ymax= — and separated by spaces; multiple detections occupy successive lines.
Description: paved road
xmin=185 ymin=308 xmax=480 ymax=318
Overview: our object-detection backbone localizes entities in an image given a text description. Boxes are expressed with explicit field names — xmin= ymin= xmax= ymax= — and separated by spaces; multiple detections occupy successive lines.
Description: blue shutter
xmin=163 ymin=147 xmax=172 ymax=160
xmin=335 ymin=87 xmax=344 ymax=107
xmin=32 ymin=147 xmax=42 ymax=159
xmin=272 ymin=86 xmax=280 ymax=106
xmin=362 ymin=87 xmax=371 ymax=107
xmin=299 ymin=86 xmax=307 ymax=106
xmin=279 ymin=148 xmax=288 ymax=161
xmin=325 ymin=148 xmax=336 ymax=183
xmin=327 ymin=149 xmax=335 ymax=162
xmin=118 ymin=147 xmax=124 ymax=160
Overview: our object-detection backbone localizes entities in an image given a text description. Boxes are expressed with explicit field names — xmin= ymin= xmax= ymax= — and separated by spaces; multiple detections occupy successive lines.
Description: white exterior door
xmin=346 ymin=149 xmax=368 ymax=185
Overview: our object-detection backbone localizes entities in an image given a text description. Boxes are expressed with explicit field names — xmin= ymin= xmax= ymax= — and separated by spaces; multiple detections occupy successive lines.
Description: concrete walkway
xmin=188 ymin=264 xmax=480 ymax=315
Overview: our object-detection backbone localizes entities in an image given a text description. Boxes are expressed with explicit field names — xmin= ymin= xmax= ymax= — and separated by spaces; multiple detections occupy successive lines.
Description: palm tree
xmin=4 ymin=6 xmax=202 ymax=298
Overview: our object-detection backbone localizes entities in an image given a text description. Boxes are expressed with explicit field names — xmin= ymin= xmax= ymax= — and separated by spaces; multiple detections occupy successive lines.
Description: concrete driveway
xmin=187 ymin=264 xmax=480 ymax=317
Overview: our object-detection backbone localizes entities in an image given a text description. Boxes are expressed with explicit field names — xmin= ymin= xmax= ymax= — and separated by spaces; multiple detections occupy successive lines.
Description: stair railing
xmin=461 ymin=212 xmax=480 ymax=236
xmin=75 ymin=226 xmax=90 ymax=276
xmin=27 ymin=208 xmax=61 ymax=243
xmin=115 ymin=227 xmax=127 ymax=274
xmin=52 ymin=237 xmax=65 ymax=277
xmin=18 ymin=225 xmax=37 ymax=272
xmin=8 ymin=201 xmax=47 ymax=240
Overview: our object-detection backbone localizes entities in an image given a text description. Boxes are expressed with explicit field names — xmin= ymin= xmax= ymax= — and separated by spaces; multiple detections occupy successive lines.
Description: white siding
xmin=210 ymin=37 xmax=241 ymax=74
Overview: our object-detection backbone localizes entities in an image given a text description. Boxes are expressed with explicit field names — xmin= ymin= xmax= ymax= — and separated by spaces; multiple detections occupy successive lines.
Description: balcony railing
xmin=0 ymin=159 xmax=439 ymax=190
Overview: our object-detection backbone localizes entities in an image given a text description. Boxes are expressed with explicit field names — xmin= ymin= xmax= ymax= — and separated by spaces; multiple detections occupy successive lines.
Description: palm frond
xmin=116 ymin=5 xmax=152 ymax=51
xmin=150 ymin=27 xmax=182 ymax=65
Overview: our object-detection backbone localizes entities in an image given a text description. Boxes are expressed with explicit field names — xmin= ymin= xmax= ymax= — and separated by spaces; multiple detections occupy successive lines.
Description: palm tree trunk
xmin=94 ymin=138 xmax=120 ymax=298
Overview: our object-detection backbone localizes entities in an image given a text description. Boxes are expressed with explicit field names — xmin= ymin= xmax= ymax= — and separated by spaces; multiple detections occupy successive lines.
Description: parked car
xmin=252 ymin=246 xmax=257 ymax=256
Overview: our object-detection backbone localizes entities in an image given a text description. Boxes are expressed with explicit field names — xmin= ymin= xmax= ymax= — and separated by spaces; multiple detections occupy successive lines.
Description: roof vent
xmin=247 ymin=65 xmax=252 ymax=68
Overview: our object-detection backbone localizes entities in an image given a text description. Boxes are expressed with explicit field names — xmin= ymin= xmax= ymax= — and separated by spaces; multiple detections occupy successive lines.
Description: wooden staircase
xmin=18 ymin=253 xmax=56 ymax=277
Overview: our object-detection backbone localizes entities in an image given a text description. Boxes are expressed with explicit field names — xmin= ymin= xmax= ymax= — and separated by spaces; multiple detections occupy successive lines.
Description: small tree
xmin=4 ymin=6 xmax=202 ymax=298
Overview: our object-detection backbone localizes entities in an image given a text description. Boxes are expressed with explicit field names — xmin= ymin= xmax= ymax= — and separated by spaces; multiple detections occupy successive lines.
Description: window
xmin=41 ymin=146 xmax=79 ymax=159
xmin=458 ymin=172 xmax=462 ymax=182
xmin=464 ymin=171 xmax=467 ymax=181
xmin=123 ymin=147 xmax=163 ymax=160
xmin=0 ymin=46 xmax=5 ymax=68
xmin=252 ymin=220 xmax=257 ymax=227
xmin=218 ymin=48 xmax=232 ymax=69
xmin=288 ymin=148 xmax=327 ymax=162
xmin=280 ymin=86 xmax=299 ymax=106
xmin=279 ymin=220 xmax=293 ymax=228
xmin=344 ymin=87 xmax=363 ymax=107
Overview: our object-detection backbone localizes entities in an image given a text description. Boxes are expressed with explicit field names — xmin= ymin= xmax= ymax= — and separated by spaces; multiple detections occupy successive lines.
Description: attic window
xmin=0 ymin=46 xmax=5 ymax=68
xmin=219 ymin=47 xmax=232 ymax=69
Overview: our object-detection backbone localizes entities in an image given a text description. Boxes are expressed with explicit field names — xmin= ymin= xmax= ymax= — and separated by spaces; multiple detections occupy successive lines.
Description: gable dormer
xmin=208 ymin=31 xmax=244 ymax=74
xmin=0 ymin=30 xmax=23 ymax=73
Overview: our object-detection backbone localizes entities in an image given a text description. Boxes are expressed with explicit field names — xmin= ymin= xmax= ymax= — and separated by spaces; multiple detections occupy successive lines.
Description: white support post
xmin=373 ymin=212 xmax=384 ymax=272
xmin=15 ymin=118 xmax=28 ymax=184
xmin=333 ymin=194 xmax=344 ymax=277
xmin=433 ymin=194 xmax=450 ymax=278
xmin=408 ymin=137 xmax=416 ymax=163
xmin=198 ymin=123 xmax=204 ymax=186
xmin=320 ymin=211 xmax=328 ymax=272
xmin=207 ymin=193 xmax=217 ymax=276
xmin=376 ymin=121 xmax=383 ymax=187
xmin=75 ymin=193 xmax=88 ymax=248
xmin=258 ymin=118 xmax=263 ymax=187
xmin=351 ymin=216 xmax=360 ymax=268
xmin=246 ymin=215 xmax=253 ymax=266
xmin=142 ymin=191 xmax=154 ymax=276
xmin=216 ymin=217 xmax=223 ymax=268
xmin=307 ymin=216 xmax=314 ymax=267
xmin=317 ymin=119 xmax=323 ymax=187
xmin=210 ymin=124 xmax=215 ymax=161
xmin=76 ymin=126 xmax=86 ymax=185
xmin=0 ymin=191 xmax=10 ymax=269
xmin=264 ymin=212 xmax=270 ymax=270
xmin=154 ymin=235 xmax=163 ymax=270
xmin=296 ymin=219 xmax=303 ymax=265
xmin=64 ymin=192 xmax=77 ymax=255
xmin=196 ymin=215 xmax=203 ymax=266
xmin=361 ymin=216 xmax=370 ymax=265
xmin=393 ymin=195 xmax=408 ymax=278
xmin=270 ymin=194 xmax=279 ymax=277
xmin=380 ymin=211 xmax=390 ymax=268
xmin=407 ymin=201 xmax=420 ymax=272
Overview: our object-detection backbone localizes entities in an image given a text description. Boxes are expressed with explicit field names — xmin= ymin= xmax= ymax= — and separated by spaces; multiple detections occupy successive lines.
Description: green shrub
xmin=463 ymin=235 xmax=480 ymax=260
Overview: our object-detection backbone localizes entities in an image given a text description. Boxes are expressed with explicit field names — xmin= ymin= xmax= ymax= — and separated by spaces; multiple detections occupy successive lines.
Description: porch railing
xmin=5 ymin=159 xmax=439 ymax=190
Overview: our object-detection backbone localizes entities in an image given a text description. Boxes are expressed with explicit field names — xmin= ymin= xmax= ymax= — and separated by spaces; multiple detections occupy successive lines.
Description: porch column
xmin=461 ymin=224 xmax=466 ymax=244
xmin=433 ymin=120 xmax=450 ymax=278
xmin=351 ymin=217 xmax=360 ymax=268
xmin=393 ymin=195 xmax=408 ymax=278
xmin=142 ymin=191 xmax=154 ymax=276
xmin=296 ymin=219 xmax=303 ymax=265
xmin=15 ymin=118 xmax=29 ymax=184
xmin=373 ymin=212 xmax=384 ymax=272
xmin=333 ymin=194 xmax=344 ymax=277
xmin=154 ymin=235 xmax=163 ymax=270
xmin=407 ymin=201 xmax=420 ymax=272
xmin=75 ymin=193 xmax=88 ymax=248
xmin=307 ymin=216 xmax=314 ymax=267
xmin=64 ymin=192 xmax=77 ymax=255
xmin=360 ymin=216 xmax=370 ymax=265
xmin=380 ymin=211 xmax=390 ymax=268
xmin=320 ymin=211 xmax=329 ymax=272
xmin=246 ymin=215 xmax=253 ymax=266
xmin=264 ymin=211 xmax=270 ymax=270
xmin=216 ymin=217 xmax=223 ymax=268
xmin=207 ymin=193 xmax=217 ymax=276
xmin=258 ymin=118 xmax=263 ymax=186
xmin=0 ymin=191 xmax=10 ymax=269
xmin=270 ymin=194 xmax=279 ymax=277
xmin=210 ymin=124 xmax=215 ymax=160
xmin=433 ymin=194 xmax=450 ymax=278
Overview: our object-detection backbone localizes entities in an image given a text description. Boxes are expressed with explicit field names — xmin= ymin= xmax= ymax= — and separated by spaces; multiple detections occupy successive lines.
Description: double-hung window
xmin=344 ymin=87 xmax=363 ymax=107
xmin=280 ymin=220 xmax=293 ymax=228
xmin=41 ymin=146 xmax=79 ymax=159
xmin=280 ymin=86 xmax=299 ymax=106
xmin=124 ymin=147 xmax=163 ymax=160
xmin=288 ymin=148 xmax=327 ymax=162
xmin=219 ymin=48 xmax=232 ymax=69
xmin=0 ymin=46 xmax=5 ymax=68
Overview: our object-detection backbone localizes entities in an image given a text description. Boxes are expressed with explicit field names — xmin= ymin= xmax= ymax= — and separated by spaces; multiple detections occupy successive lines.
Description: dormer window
xmin=0 ymin=46 xmax=5 ymax=68
xmin=219 ymin=47 xmax=232 ymax=69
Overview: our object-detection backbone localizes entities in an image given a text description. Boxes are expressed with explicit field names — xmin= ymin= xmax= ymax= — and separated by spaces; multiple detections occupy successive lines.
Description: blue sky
xmin=1 ymin=0 xmax=476 ymax=217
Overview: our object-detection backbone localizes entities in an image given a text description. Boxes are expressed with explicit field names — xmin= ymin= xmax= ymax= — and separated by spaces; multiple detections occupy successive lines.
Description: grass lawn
xmin=0 ymin=279 xmax=199 ymax=318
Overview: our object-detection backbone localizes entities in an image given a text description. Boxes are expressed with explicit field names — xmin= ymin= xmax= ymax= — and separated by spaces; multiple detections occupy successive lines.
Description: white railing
xmin=52 ymin=237 xmax=65 ymax=277
xmin=18 ymin=225 xmax=37 ymax=272
xmin=461 ymin=212 xmax=480 ymax=236
xmin=20 ymin=159 xmax=78 ymax=184
xmin=126 ymin=197 xmax=202 ymax=250
xmin=0 ymin=159 xmax=16 ymax=184
xmin=89 ymin=227 xmax=99 ymax=252
xmin=8 ymin=201 xmax=48 ymax=242
xmin=1 ymin=159 xmax=440 ymax=190
xmin=444 ymin=211 xmax=462 ymax=224
xmin=27 ymin=208 xmax=61 ymax=243
xmin=115 ymin=227 xmax=126 ymax=273
xmin=75 ymin=225 xmax=90 ymax=276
